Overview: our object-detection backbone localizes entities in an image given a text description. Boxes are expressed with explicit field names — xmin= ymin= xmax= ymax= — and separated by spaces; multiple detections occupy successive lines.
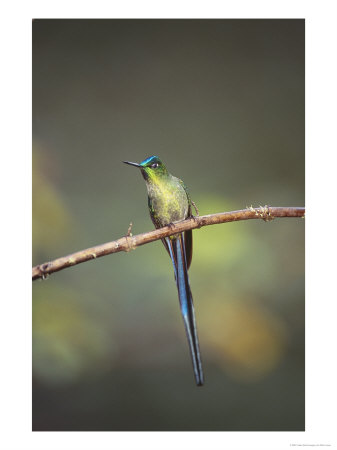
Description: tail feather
xmin=165 ymin=235 xmax=204 ymax=386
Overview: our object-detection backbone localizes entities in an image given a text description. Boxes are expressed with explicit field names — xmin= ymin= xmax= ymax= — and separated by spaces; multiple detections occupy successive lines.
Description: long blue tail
xmin=165 ymin=234 xmax=204 ymax=386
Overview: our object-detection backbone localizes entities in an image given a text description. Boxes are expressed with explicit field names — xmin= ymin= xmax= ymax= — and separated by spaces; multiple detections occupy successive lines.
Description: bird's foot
xmin=167 ymin=221 xmax=177 ymax=230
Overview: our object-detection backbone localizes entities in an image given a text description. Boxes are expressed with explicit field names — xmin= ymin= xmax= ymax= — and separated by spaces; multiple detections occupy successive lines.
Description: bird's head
xmin=123 ymin=155 xmax=169 ymax=181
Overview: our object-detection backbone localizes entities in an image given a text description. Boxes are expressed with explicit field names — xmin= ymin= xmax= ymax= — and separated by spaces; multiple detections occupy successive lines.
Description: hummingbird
xmin=123 ymin=155 xmax=204 ymax=386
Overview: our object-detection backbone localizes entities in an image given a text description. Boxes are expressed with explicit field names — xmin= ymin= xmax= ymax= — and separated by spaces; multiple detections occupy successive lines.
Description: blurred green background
xmin=32 ymin=19 xmax=304 ymax=431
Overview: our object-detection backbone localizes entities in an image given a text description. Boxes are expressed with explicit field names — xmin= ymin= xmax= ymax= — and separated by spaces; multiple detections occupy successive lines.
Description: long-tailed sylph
xmin=123 ymin=156 xmax=203 ymax=386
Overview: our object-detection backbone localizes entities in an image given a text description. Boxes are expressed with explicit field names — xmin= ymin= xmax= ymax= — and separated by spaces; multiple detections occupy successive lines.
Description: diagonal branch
xmin=32 ymin=206 xmax=305 ymax=281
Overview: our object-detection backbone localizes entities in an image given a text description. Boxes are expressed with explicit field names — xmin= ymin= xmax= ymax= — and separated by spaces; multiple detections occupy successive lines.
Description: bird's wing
xmin=178 ymin=178 xmax=194 ymax=269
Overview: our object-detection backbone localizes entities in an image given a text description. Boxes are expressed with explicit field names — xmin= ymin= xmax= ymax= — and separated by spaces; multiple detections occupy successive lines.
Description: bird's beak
xmin=123 ymin=160 xmax=141 ymax=168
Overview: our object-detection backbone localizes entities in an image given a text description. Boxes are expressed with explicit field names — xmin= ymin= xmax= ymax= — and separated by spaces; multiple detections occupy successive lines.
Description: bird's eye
xmin=151 ymin=162 xmax=159 ymax=169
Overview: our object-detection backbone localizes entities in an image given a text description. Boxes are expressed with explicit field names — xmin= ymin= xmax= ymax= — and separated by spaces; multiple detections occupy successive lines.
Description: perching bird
xmin=123 ymin=155 xmax=204 ymax=386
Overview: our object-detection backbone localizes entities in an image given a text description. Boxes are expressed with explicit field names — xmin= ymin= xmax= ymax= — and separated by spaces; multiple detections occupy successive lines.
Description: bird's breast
xmin=147 ymin=178 xmax=188 ymax=227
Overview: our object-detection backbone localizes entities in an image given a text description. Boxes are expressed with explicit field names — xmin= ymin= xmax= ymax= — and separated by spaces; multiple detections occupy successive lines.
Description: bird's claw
xmin=190 ymin=214 xmax=201 ymax=228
